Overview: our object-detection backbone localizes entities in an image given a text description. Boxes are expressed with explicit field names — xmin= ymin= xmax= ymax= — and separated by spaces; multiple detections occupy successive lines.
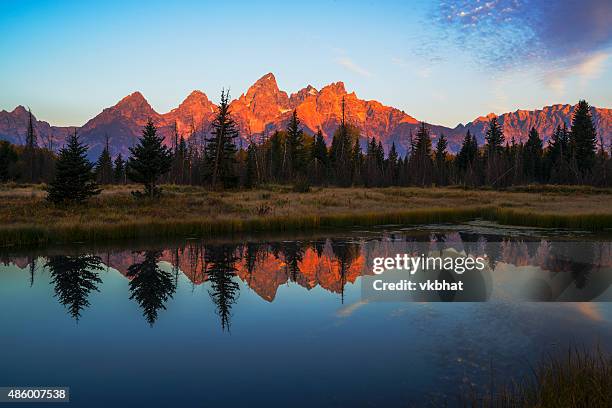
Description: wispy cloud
xmin=542 ymin=51 xmax=609 ymax=95
xmin=391 ymin=57 xmax=431 ymax=78
xmin=430 ymin=0 xmax=612 ymax=76
xmin=335 ymin=57 xmax=372 ymax=77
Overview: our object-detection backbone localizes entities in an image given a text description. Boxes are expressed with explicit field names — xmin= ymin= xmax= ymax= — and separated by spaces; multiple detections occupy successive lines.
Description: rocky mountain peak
xmin=112 ymin=91 xmax=156 ymax=117
xmin=320 ymin=81 xmax=347 ymax=96
xmin=289 ymin=85 xmax=319 ymax=107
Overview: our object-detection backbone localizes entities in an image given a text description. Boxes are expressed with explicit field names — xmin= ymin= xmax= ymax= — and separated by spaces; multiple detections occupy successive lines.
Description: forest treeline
xmin=0 ymin=94 xmax=610 ymax=204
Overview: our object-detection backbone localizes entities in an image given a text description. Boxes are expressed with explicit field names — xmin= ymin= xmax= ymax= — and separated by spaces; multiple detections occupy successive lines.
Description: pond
xmin=1 ymin=222 xmax=611 ymax=407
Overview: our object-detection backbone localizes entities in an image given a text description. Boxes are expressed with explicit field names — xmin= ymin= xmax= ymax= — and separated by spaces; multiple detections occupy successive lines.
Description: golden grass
xmin=1 ymin=184 xmax=611 ymax=246
xmin=463 ymin=347 xmax=612 ymax=407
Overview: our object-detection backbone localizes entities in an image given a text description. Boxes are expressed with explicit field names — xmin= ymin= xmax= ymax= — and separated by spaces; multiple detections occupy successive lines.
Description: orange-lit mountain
xmin=1 ymin=72 xmax=610 ymax=158
xmin=457 ymin=104 xmax=612 ymax=145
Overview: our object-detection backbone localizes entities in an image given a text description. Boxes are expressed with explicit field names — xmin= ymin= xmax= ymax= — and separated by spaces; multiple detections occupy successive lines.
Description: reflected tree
xmin=206 ymin=245 xmax=240 ymax=332
xmin=282 ymin=241 xmax=304 ymax=283
xmin=127 ymin=251 xmax=176 ymax=326
xmin=29 ymin=256 xmax=36 ymax=287
xmin=331 ymin=241 xmax=359 ymax=304
xmin=244 ymin=242 xmax=261 ymax=286
xmin=46 ymin=254 xmax=103 ymax=321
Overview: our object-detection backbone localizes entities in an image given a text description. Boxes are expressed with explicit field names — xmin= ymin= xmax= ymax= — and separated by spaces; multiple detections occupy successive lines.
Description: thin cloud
xmin=542 ymin=51 xmax=609 ymax=94
xmin=431 ymin=0 xmax=612 ymax=75
xmin=391 ymin=57 xmax=431 ymax=78
xmin=336 ymin=57 xmax=372 ymax=77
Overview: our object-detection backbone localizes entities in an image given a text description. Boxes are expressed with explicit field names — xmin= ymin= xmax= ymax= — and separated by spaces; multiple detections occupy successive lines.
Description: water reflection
xmin=205 ymin=245 xmax=240 ymax=332
xmin=2 ymin=232 xmax=612 ymax=328
xmin=46 ymin=254 xmax=103 ymax=321
xmin=127 ymin=251 xmax=177 ymax=326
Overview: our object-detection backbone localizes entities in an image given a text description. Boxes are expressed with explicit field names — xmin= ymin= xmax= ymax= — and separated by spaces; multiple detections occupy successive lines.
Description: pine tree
xmin=113 ymin=154 xmax=126 ymax=184
xmin=435 ymin=134 xmax=448 ymax=163
xmin=484 ymin=117 xmax=504 ymax=186
xmin=46 ymin=130 xmax=100 ymax=204
xmin=456 ymin=131 xmax=473 ymax=171
xmin=286 ymin=109 xmax=306 ymax=178
xmin=0 ymin=141 xmax=18 ymax=182
xmin=245 ymin=142 xmax=258 ymax=188
xmin=365 ymin=137 xmax=382 ymax=186
xmin=409 ymin=122 xmax=433 ymax=186
xmin=127 ymin=119 xmax=172 ymax=198
xmin=485 ymin=117 xmax=504 ymax=157
xmin=523 ymin=127 xmax=543 ymax=182
xmin=24 ymin=108 xmax=38 ymax=182
xmin=95 ymin=135 xmax=113 ymax=184
xmin=386 ymin=142 xmax=399 ymax=185
xmin=311 ymin=128 xmax=329 ymax=183
xmin=435 ymin=133 xmax=448 ymax=185
xmin=548 ymin=124 xmax=569 ymax=164
xmin=329 ymin=97 xmax=354 ymax=186
xmin=351 ymin=136 xmax=363 ymax=185
xmin=570 ymin=100 xmax=597 ymax=174
xmin=205 ymin=90 xmax=239 ymax=188
xmin=269 ymin=131 xmax=284 ymax=182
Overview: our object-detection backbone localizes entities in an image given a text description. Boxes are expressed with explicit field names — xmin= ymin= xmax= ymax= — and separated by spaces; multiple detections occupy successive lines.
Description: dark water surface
xmin=1 ymin=222 xmax=612 ymax=407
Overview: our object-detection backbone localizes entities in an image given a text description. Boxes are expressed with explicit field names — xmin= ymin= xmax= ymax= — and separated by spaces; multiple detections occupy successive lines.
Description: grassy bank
xmin=463 ymin=347 xmax=612 ymax=407
xmin=1 ymin=184 xmax=611 ymax=247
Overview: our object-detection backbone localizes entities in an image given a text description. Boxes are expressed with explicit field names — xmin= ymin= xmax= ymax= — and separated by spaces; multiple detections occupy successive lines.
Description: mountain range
xmin=1 ymin=72 xmax=610 ymax=159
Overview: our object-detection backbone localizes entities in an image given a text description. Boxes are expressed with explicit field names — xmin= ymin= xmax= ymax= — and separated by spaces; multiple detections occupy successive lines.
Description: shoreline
xmin=1 ymin=184 xmax=611 ymax=247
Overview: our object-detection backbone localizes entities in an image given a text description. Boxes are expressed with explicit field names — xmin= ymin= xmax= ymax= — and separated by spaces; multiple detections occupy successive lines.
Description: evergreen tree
xmin=435 ymin=133 xmax=449 ymax=185
xmin=0 ymin=141 xmax=18 ymax=182
xmin=365 ymin=137 xmax=382 ymax=186
xmin=95 ymin=135 xmax=113 ymax=184
xmin=456 ymin=131 xmax=473 ymax=171
xmin=245 ymin=142 xmax=258 ymax=188
xmin=24 ymin=108 xmax=38 ymax=182
xmin=269 ymin=130 xmax=284 ymax=182
xmin=386 ymin=142 xmax=399 ymax=186
xmin=127 ymin=119 xmax=172 ymax=198
xmin=286 ymin=109 xmax=306 ymax=178
xmin=311 ymin=128 xmax=329 ymax=183
xmin=113 ymin=154 xmax=126 ymax=184
xmin=523 ymin=127 xmax=543 ymax=182
xmin=409 ymin=122 xmax=434 ymax=186
xmin=484 ymin=117 xmax=505 ymax=186
xmin=548 ymin=124 xmax=569 ymax=164
xmin=485 ymin=117 xmax=504 ymax=157
xmin=329 ymin=97 xmax=354 ymax=186
xmin=205 ymin=90 xmax=239 ymax=188
xmin=351 ymin=137 xmax=363 ymax=185
xmin=46 ymin=130 xmax=100 ymax=204
xmin=570 ymin=100 xmax=597 ymax=174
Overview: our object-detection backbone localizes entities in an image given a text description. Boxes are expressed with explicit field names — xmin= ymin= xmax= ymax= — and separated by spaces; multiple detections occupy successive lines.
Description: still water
xmin=1 ymin=222 xmax=612 ymax=407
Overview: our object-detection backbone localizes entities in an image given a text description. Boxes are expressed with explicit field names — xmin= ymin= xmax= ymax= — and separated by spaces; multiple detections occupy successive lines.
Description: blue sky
xmin=0 ymin=0 xmax=610 ymax=127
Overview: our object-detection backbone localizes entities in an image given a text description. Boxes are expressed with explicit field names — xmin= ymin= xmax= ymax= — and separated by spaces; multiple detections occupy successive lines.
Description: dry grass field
xmin=1 ymin=183 xmax=611 ymax=246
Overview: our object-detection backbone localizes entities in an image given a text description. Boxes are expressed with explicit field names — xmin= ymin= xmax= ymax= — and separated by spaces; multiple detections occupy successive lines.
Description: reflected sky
xmin=1 ymin=226 xmax=612 ymax=407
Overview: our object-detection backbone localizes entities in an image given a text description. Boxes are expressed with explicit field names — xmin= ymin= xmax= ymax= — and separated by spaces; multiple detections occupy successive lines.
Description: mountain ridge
xmin=1 ymin=72 xmax=610 ymax=159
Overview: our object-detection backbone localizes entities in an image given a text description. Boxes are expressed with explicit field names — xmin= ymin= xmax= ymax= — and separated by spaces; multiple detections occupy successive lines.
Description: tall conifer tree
xmin=46 ymin=130 xmax=100 ymax=204
xmin=127 ymin=119 xmax=172 ymax=197
xmin=205 ymin=90 xmax=239 ymax=188
xmin=570 ymin=100 xmax=597 ymax=174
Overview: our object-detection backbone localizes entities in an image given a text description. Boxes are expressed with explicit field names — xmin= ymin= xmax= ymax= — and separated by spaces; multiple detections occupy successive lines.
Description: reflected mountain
xmin=127 ymin=251 xmax=177 ymax=326
xmin=4 ymin=232 xmax=612 ymax=328
xmin=46 ymin=254 xmax=103 ymax=321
